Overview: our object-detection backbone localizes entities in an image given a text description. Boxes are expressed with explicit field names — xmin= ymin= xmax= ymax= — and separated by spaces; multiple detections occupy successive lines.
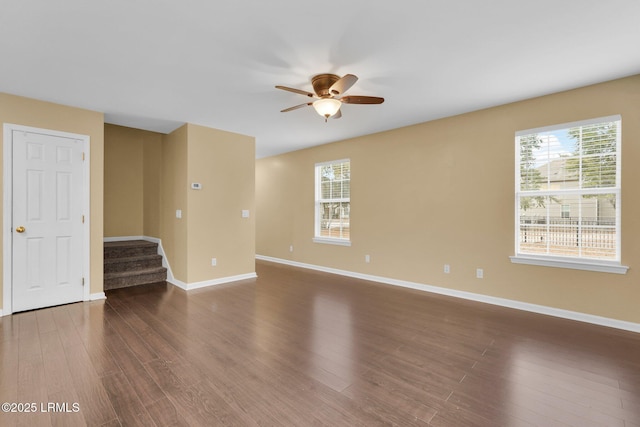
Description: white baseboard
xmin=90 ymin=292 xmax=106 ymax=301
xmin=168 ymin=272 xmax=257 ymax=291
xmin=256 ymin=255 xmax=640 ymax=334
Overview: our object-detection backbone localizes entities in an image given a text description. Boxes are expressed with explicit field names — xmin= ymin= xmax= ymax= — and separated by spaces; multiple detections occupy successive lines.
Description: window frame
xmin=510 ymin=115 xmax=628 ymax=274
xmin=313 ymin=159 xmax=351 ymax=246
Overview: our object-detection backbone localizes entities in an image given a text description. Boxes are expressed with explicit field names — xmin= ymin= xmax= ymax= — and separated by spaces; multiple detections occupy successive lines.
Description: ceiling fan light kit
xmin=313 ymin=98 xmax=342 ymax=120
xmin=276 ymin=73 xmax=384 ymax=122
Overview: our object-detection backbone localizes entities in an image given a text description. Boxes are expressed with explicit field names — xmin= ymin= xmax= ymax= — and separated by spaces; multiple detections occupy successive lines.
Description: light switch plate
xmin=242 ymin=210 xmax=250 ymax=218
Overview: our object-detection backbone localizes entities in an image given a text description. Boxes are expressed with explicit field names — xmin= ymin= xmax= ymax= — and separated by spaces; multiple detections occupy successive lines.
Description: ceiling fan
xmin=276 ymin=73 xmax=384 ymax=121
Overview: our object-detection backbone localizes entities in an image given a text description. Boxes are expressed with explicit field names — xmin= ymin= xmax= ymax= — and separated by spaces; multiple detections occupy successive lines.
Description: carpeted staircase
xmin=104 ymin=240 xmax=167 ymax=290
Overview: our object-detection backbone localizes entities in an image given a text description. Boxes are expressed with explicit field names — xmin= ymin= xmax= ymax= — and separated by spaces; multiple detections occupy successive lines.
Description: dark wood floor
xmin=1 ymin=260 xmax=639 ymax=426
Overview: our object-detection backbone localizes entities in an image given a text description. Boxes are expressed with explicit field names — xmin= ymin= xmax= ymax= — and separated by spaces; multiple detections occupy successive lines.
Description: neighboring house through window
xmin=314 ymin=159 xmax=351 ymax=246
xmin=512 ymin=115 xmax=627 ymax=274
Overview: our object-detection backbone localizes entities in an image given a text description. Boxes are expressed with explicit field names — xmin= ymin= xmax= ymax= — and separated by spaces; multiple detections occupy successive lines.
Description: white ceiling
xmin=1 ymin=0 xmax=639 ymax=158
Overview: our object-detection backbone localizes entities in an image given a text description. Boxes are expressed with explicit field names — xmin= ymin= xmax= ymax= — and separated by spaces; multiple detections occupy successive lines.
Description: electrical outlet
xmin=211 ymin=258 xmax=217 ymax=266
xmin=289 ymin=245 xmax=293 ymax=252
xmin=365 ymin=254 xmax=371 ymax=263
xmin=476 ymin=268 xmax=483 ymax=279
xmin=444 ymin=264 xmax=450 ymax=274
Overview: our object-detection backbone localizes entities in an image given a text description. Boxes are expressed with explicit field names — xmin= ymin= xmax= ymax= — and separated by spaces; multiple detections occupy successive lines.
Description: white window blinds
xmin=515 ymin=115 xmax=621 ymax=261
xmin=315 ymin=159 xmax=350 ymax=242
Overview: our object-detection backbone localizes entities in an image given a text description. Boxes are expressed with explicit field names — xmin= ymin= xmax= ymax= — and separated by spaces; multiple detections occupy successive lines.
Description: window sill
xmin=510 ymin=255 xmax=628 ymax=274
xmin=313 ymin=237 xmax=351 ymax=247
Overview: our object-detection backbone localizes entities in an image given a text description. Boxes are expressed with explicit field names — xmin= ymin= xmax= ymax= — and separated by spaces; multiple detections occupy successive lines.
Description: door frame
xmin=2 ymin=124 xmax=91 ymax=315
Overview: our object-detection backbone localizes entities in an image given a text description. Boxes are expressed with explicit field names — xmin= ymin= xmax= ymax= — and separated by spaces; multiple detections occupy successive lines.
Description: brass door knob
xmin=15 ymin=226 xmax=25 ymax=233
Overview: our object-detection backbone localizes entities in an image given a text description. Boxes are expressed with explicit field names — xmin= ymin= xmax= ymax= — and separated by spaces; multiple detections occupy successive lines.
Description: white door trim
xmin=2 ymin=124 xmax=91 ymax=315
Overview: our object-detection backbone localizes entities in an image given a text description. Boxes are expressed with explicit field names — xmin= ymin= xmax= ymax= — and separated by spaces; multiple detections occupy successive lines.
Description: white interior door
xmin=11 ymin=130 xmax=84 ymax=312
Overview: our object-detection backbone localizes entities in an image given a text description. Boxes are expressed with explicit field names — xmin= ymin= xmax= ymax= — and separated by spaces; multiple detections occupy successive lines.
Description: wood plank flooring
xmin=1 ymin=259 xmax=639 ymax=426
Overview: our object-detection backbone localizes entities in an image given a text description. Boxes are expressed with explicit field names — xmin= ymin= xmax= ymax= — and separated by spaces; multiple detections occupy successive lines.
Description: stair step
xmin=104 ymin=240 xmax=158 ymax=259
xmin=103 ymin=240 xmax=167 ymax=290
xmin=104 ymin=254 xmax=163 ymax=273
xmin=104 ymin=266 xmax=167 ymax=290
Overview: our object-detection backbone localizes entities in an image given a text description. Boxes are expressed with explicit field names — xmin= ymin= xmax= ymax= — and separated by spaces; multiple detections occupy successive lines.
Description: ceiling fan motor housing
xmin=311 ymin=73 xmax=340 ymax=97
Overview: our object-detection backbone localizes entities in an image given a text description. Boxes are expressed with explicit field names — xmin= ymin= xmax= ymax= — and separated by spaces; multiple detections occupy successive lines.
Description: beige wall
xmin=161 ymin=125 xmax=189 ymax=282
xmin=104 ymin=124 xmax=163 ymax=237
xmin=0 ymin=92 xmax=105 ymax=303
xmin=143 ymin=131 xmax=163 ymax=237
xmin=104 ymin=124 xmax=144 ymax=236
xmin=256 ymin=75 xmax=640 ymax=324
xmin=185 ymin=124 xmax=255 ymax=283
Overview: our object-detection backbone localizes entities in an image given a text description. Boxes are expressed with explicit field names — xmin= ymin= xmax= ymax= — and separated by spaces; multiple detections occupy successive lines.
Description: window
xmin=314 ymin=159 xmax=351 ymax=246
xmin=512 ymin=115 xmax=627 ymax=273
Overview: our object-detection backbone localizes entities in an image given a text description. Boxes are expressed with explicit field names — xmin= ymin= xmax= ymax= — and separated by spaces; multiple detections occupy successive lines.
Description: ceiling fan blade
xmin=329 ymin=74 xmax=358 ymax=96
xmin=332 ymin=109 xmax=342 ymax=119
xmin=340 ymin=95 xmax=384 ymax=105
xmin=275 ymin=85 xmax=315 ymax=98
xmin=280 ymin=102 xmax=313 ymax=113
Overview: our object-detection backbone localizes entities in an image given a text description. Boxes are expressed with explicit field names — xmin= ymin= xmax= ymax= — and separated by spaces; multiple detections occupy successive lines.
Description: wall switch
xmin=444 ymin=264 xmax=450 ymax=274
xmin=211 ymin=258 xmax=217 ymax=266
xmin=242 ymin=210 xmax=250 ymax=218
xmin=191 ymin=183 xmax=202 ymax=190
xmin=365 ymin=254 xmax=371 ymax=263
xmin=476 ymin=268 xmax=483 ymax=279
xmin=289 ymin=245 xmax=293 ymax=252
xmin=176 ymin=209 xmax=182 ymax=219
